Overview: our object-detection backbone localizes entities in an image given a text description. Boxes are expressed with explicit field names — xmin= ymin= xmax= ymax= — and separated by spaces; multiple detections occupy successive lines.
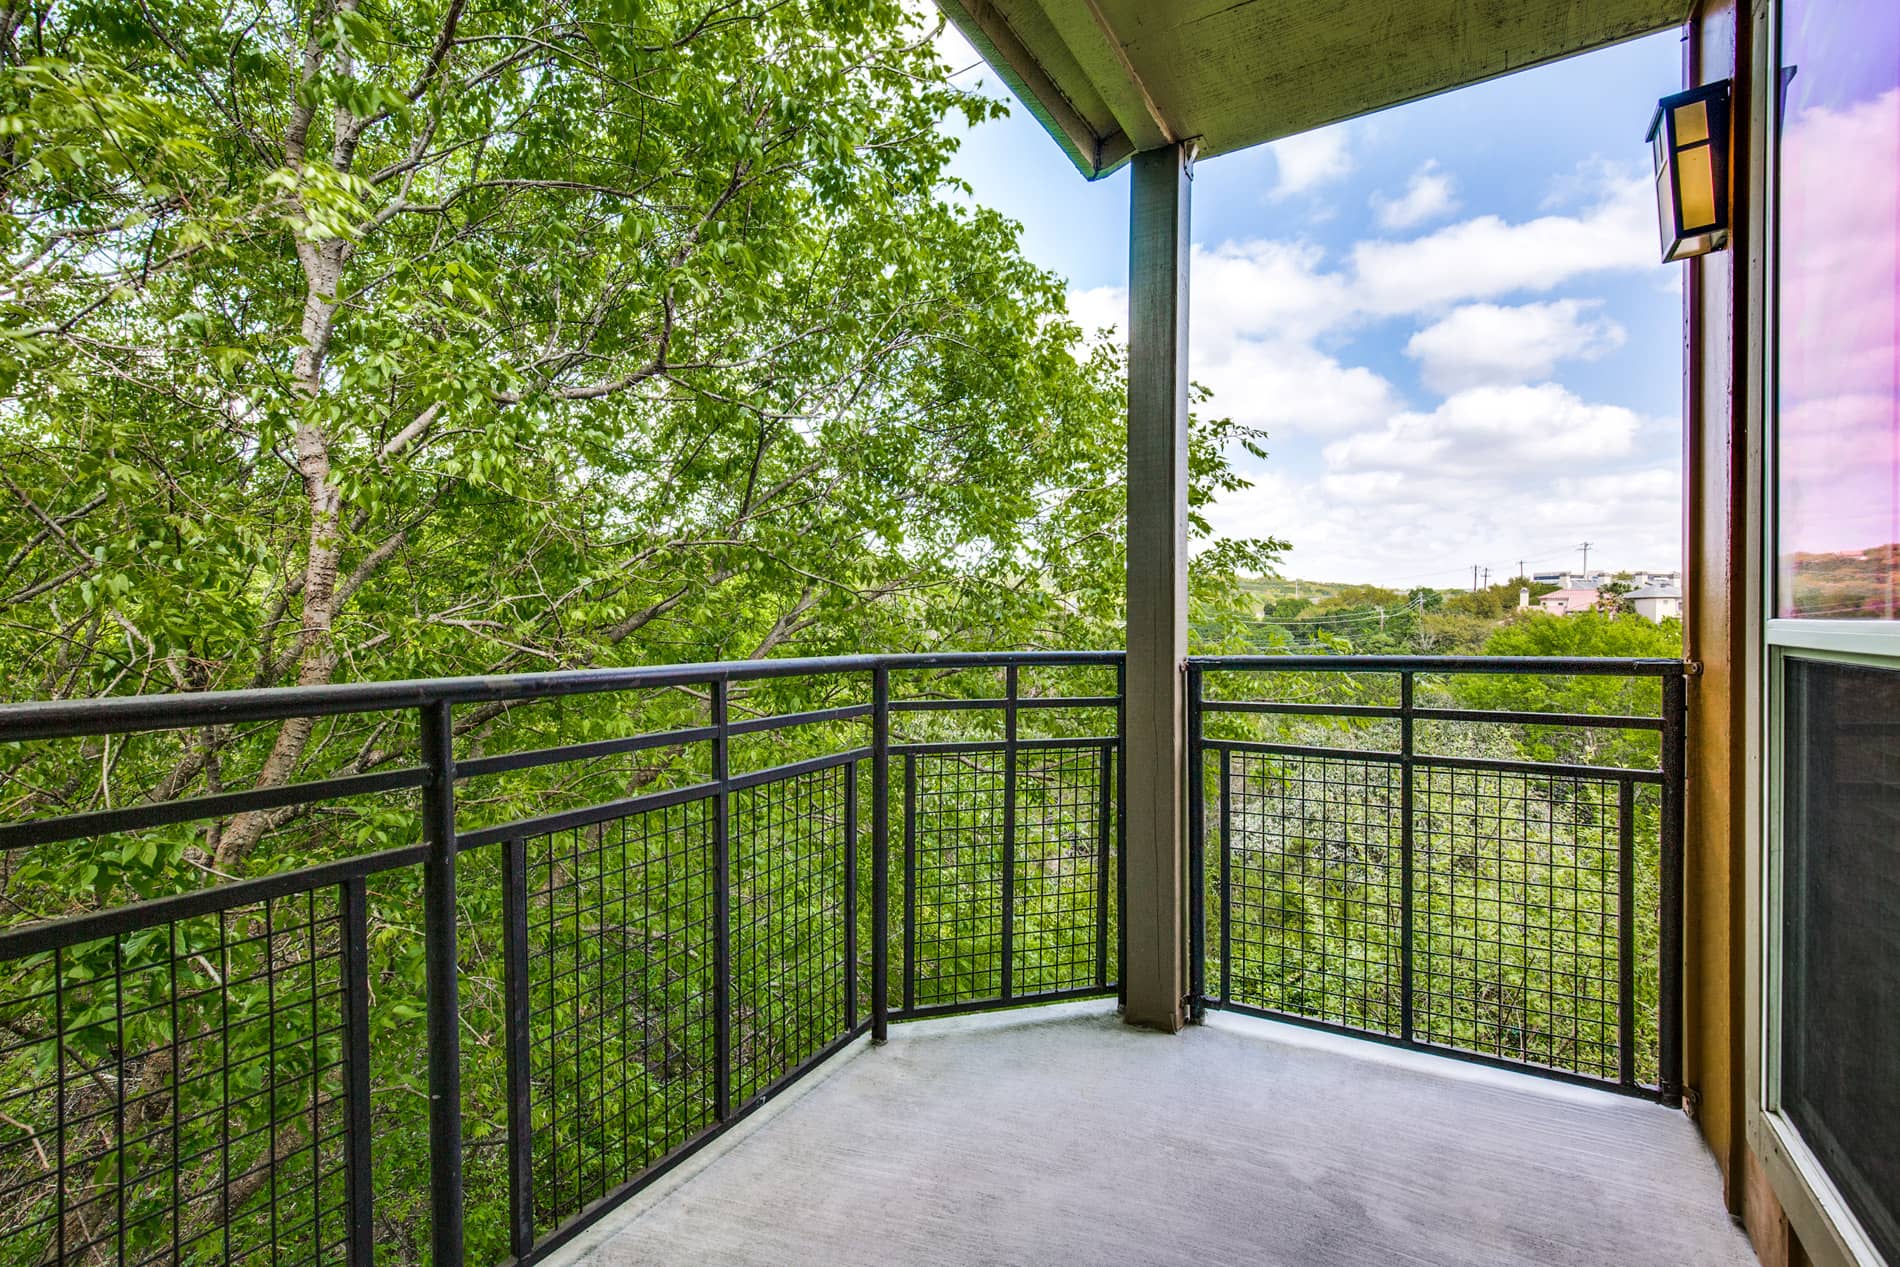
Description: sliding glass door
xmin=1763 ymin=1 xmax=1900 ymax=1262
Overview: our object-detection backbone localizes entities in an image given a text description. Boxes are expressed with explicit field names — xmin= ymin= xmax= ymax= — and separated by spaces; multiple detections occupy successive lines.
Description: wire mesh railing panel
xmin=1218 ymin=749 xmax=1403 ymax=1034
xmin=1190 ymin=657 xmax=1684 ymax=1098
xmin=904 ymin=753 xmax=1007 ymax=1008
xmin=1011 ymin=746 xmax=1112 ymax=997
xmin=0 ymin=650 xmax=1129 ymax=1263
xmin=730 ymin=763 xmax=852 ymax=1106
xmin=1412 ymin=766 xmax=1625 ymax=1081
xmin=0 ymin=890 xmax=357 ymax=1267
xmin=521 ymin=800 xmax=715 ymax=1240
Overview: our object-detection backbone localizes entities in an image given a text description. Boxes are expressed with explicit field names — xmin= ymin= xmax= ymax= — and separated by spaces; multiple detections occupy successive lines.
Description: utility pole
xmin=1472 ymin=564 xmax=1479 ymax=592
xmin=1579 ymin=541 xmax=1593 ymax=580
xmin=1518 ymin=559 xmax=1526 ymax=582
xmin=1482 ymin=567 xmax=1491 ymax=588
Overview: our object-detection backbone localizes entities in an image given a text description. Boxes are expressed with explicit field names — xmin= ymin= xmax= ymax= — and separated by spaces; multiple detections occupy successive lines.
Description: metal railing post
xmin=1399 ymin=670 xmax=1415 ymax=1044
xmin=1187 ymin=664 xmax=1205 ymax=1021
xmin=1219 ymin=744 xmax=1232 ymax=1007
xmin=903 ymin=752 xmax=917 ymax=1014
xmin=1658 ymin=666 xmax=1687 ymax=1107
xmin=1095 ymin=740 xmax=1113 ymax=991
xmin=420 ymin=699 xmax=464 ymax=1267
xmin=1116 ymin=659 xmax=1128 ymax=1008
xmin=501 ymin=837 xmax=535 ymax=1258
xmin=844 ymin=764 xmax=859 ymax=1030
xmin=870 ymin=666 xmax=891 ymax=1043
xmin=339 ymin=878 xmax=375 ymax=1267
xmin=711 ymin=680 xmax=732 ymax=1119
xmin=1617 ymin=780 xmax=1638 ymax=1090
xmin=1001 ymin=663 xmax=1018 ymax=1001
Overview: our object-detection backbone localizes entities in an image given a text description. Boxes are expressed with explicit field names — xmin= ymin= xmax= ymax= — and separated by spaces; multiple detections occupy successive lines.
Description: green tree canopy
xmin=0 ymin=0 xmax=1282 ymax=891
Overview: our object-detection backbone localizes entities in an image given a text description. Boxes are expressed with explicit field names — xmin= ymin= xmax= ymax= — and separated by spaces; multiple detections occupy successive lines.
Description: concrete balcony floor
xmin=555 ymin=1001 xmax=1754 ymax=1267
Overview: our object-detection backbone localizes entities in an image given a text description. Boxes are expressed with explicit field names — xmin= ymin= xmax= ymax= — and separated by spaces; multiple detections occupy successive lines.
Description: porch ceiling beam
xmin=937 ymin=0 xmax=1692 ymax=179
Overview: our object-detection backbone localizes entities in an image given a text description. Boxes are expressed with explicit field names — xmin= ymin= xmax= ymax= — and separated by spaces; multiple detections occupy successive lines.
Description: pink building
xmin=1537 ymin=587 xmax=1602 ymax=615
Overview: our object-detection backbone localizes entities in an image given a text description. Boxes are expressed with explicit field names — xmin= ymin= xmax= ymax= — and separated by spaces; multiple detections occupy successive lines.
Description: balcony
xmin=0 ymin=651 xmax=1720 ymax=1266
xmin=562 ymin=1002 xmax=1751 ymax=1267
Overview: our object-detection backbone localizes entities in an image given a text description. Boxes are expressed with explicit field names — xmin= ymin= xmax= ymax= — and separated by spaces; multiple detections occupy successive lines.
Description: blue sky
xmin=930 ymin=18 xmax=1688 ymax=588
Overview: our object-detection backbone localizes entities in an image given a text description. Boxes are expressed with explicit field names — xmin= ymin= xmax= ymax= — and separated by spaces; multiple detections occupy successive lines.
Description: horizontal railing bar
xmin=0 ymin=653 xmax=1679 ymax=743
xmin=1199 ymin=701 xmax=1661 ymax=729
xmin=457 ymin=780 xmax=714 ymax=849
xmin=1209 ymin=739 xmax=1404 ymax=765
xmin=1416 ymin=752 xmax=1662 ymax=783
xmin=1200 ymin=701 xmax=1401 ymax=718
xmin=1412 ymin=707 xmax=1661 ymax=730
xmin=725 ymin=747 xmax=869 ymax=792
xmin=726 ymin=703 xmax=872 ymax=736
xmin=891 ymin=736 xmax=1118 ymax=755
xmin=889 ymin=695 xmax=1119 ymax=712
xmin=456 ymin=727 xmax=719 ymax=780
xmin=1198 ymin=1000 xmax=1662 ymax=1101
xmin=0 ymin=651 xmax=1126 ymax=742
xmin=0 ymin=766 xmax=430 ymax=853
xmin=1190 ymin=654 xmax=1683 ymax=676
xmin=0 ymin=842 xmax=428 ymax=961
xmin=1205 ymin=739 xmax=1662 ymax=782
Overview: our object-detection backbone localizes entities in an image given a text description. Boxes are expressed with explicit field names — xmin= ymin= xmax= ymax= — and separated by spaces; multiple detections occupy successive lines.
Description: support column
xmin=1123 ymin=142 xmax=1192 ymax=1032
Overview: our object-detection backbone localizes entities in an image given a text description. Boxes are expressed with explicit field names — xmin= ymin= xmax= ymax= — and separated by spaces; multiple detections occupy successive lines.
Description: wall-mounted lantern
xmin=1648 ymin=80 xmax=1732 ymax=262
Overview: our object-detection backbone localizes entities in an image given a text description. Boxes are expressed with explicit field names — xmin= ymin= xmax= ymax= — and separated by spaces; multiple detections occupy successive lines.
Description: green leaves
xmin=0 ymin=0 xmax=1281 ymax=905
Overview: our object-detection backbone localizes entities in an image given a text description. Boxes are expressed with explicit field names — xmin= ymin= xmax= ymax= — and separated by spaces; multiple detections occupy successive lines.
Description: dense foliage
xmin=0 ymin=0 xmax=1284 ymax=889
xmin=0 ymin=2 xmax=1288 ymax=1261
xmin=0 ymin=0 xmax=1683 ymax=1261
xmin=1195 ymin=609 xmax=1682 ymax=1090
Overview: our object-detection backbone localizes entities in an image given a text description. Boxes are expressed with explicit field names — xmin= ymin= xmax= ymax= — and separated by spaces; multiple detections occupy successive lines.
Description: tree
xmin=1598 ymin=578 xmax=1638 ymax=616
xmin=0 ymin=6 xmax=1292 ymax=1259
xmin=1449 ymin=611 xmax=1682 ymax=765
xmin=0 ymin=0 xmax=1281 ymax=893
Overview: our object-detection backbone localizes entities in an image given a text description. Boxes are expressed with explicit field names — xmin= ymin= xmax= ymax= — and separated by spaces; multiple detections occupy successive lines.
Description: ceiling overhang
xmin=937 ymin=0 xmax=1692 ymax=179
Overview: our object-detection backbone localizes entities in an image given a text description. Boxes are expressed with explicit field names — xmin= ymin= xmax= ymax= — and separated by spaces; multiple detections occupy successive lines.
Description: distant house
xmin=1532 ymin=568 xmax=1681 ymax=591
xmin=1532 ymin=570 xmax=1603 ymax=591
xmin=1628 ymin=583 xmax=1684 ymax=622
xmin=1536 ymin=587 xmax=1601 ymax=615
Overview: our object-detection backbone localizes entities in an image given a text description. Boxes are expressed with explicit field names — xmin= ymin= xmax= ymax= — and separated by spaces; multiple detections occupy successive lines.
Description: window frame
xmin=1755 ymin=1 xmax=1900 ymax=1261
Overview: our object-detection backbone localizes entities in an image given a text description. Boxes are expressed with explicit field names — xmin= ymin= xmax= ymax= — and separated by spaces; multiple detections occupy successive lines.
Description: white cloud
xmin=1064 ymin=242 xmax=1399 ymax=435
xmin=1065 ymin=158 xmax=1680 ymax=584
xmin=1324 ymin=383 xmax=1641 ymax=476
xmin=1191 ymin=240 xmax=1357 ymax=339
xmin=1194 ymin=335 xmax=1401 ymax=435
xmin=1065 ymin=284 xmax=1125 ymax=342
xmin=1204 ymin=455 xmax=1681 ymax=589
xmin=1371 ymin=160 xmax=1460 ymax=230
xmin=1269 ymin=124 xmax=1354 ymax=198
xmin=1064 ymin=162 xmax=1666 ymax=439
xmin=1351 ymin=164 xmax=1657 ymax=313
xmin=1404 ymin=300 xmax=1626 ymax=393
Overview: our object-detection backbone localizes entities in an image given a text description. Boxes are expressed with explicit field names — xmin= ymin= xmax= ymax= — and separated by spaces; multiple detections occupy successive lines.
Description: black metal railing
xmin=1187 ymin=655 xmax=1685 ymax=1102
xmin=0 ymin=653 xmax=1122 ymax=1267
xmin=0 ymin=649 xmax=1690 ymax=1266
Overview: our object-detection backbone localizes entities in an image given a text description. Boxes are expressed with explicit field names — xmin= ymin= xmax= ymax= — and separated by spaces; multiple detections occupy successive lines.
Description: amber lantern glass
xmin=1647 ymin=81 xmax=1731 ymax=262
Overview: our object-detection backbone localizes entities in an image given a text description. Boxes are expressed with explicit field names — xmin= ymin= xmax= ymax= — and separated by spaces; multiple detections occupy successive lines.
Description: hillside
xmin=1200 ymin=575 xmax=1681 ymax=657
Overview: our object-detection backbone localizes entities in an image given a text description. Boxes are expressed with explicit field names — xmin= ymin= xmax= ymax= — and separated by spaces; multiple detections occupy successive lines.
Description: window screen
xmin=1780 ymin=657 xmax=1900 ymax=1262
